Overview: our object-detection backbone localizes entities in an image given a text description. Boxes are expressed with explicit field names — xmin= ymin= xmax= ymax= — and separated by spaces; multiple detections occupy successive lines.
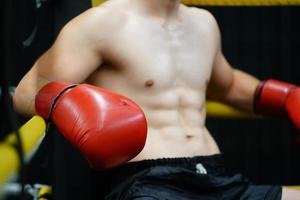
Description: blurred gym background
xmin=1 ymin=0 xmax=300 ymax=199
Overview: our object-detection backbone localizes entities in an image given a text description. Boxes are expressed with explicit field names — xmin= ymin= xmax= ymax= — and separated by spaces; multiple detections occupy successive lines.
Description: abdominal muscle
xmin=131 ymin=106 xmax=221 ymax=161
xmin=135 ymin=83 xmax=220 ymax=161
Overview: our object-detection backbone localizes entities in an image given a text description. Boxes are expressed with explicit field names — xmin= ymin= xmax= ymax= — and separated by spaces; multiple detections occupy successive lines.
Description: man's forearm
xmin=219 ymin=69 xmax=260 ymax=112
xmin=13 ymin=66 xmax=50 ymax=116
xmin=13 ymin=93 xmax=36 ymax=117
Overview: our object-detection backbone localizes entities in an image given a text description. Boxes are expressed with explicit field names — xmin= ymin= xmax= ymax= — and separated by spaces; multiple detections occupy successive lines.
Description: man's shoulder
xmin=183 ymin=6 xmax=217 ymax=24
xmin=65 ymin=1 xmax=128 ymax=34
xmin=182 ymin=6 xmax=219 ymax=33
xmin=84 ymin=4 xmax=128 ymax=27
xmin=91 ymin=0 xmax=129 ymax=18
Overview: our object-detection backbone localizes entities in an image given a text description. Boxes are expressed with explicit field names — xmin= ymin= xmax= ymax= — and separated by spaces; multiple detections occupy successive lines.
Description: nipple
xmin=145 ymin=80 xmax=154 ymax=87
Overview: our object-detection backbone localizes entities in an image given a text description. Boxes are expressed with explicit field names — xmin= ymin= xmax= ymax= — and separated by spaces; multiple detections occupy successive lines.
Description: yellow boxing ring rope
xmin=92 ymin=0 xmax=300 ymax=6
xmin=0 ymin=116 xmax=46 ymax=194
xmin=181 ymin=0 xmax=300 ymax=6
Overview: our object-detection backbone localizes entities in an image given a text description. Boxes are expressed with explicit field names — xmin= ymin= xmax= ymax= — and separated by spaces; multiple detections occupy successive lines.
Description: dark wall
xmin=0 ymin=0 xmax=55 ymax=137
xmin=14 ymin=0 xmax=55 ymax=85
xmin=2 ymin=1 xmax=300 ymax=186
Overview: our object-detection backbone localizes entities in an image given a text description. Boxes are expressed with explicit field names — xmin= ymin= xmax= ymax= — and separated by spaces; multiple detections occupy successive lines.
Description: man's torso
xmin=86 ymin=1 xmax=221 ymax=160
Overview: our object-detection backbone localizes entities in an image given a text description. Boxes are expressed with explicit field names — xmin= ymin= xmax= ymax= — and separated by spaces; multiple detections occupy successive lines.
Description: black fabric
xmin=104 ymin=155 xmax=282 ymax=200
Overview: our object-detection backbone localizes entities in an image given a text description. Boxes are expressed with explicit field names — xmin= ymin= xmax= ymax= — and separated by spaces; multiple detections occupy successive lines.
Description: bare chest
xmin=101 ymin=15 xmax=217 ymax=90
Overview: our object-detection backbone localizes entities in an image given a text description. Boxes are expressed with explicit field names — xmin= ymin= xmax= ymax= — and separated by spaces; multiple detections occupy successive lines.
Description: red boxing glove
xmin=35 ymin=82 xmax=147 ymax=170
xmin=254 ymin=79 xmax=300 ymax=130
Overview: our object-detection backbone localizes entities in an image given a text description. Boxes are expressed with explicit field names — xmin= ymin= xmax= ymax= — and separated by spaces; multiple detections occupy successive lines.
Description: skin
xmin=13 ymin=0 xmax=300 ymax=198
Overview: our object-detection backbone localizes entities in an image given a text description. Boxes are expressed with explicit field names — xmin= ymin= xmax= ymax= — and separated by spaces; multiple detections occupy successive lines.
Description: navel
xmin=185 ymin=135 xmax=194 ymax=140
xmin=145 ymin=79 xmax=155 ymax=87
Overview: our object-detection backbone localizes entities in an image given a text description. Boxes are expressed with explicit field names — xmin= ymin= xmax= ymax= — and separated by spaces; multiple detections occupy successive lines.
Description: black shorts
xmin=104 ymin=155 xmax=282 ymax=200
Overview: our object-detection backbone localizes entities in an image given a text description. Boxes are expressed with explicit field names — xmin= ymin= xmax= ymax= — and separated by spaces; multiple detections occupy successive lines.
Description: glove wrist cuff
xmin=254 ymin=79 xmax=295 ymax=116
xmin=35 ymin=81 xmax=77 ymax=119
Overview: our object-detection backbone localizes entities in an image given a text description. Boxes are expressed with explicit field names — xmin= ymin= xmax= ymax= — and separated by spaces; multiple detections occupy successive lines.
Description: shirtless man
xmin=13 ymin=0 xmax=300 ymax=199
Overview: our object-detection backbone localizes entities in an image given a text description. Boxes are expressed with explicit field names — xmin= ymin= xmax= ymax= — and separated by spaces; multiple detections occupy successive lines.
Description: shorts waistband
xmin=104 ymin=154 xmax=226 ymax=187
xmin=124 ymin=154 xmax=224 ymax=170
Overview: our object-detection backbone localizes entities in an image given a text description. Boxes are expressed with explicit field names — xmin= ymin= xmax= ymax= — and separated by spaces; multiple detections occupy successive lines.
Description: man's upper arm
xmin=36 ymin=10 xmax=104 ymax=83
xmin=205 ymin=12 xmax=259 ymax=110
xmin=14 ymin=8 xmax=106 ymax=115
xmin=206 ymin=12 xmax=234 ymax=101
xmin=207 ymin=50 xmax=234 ymax=100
